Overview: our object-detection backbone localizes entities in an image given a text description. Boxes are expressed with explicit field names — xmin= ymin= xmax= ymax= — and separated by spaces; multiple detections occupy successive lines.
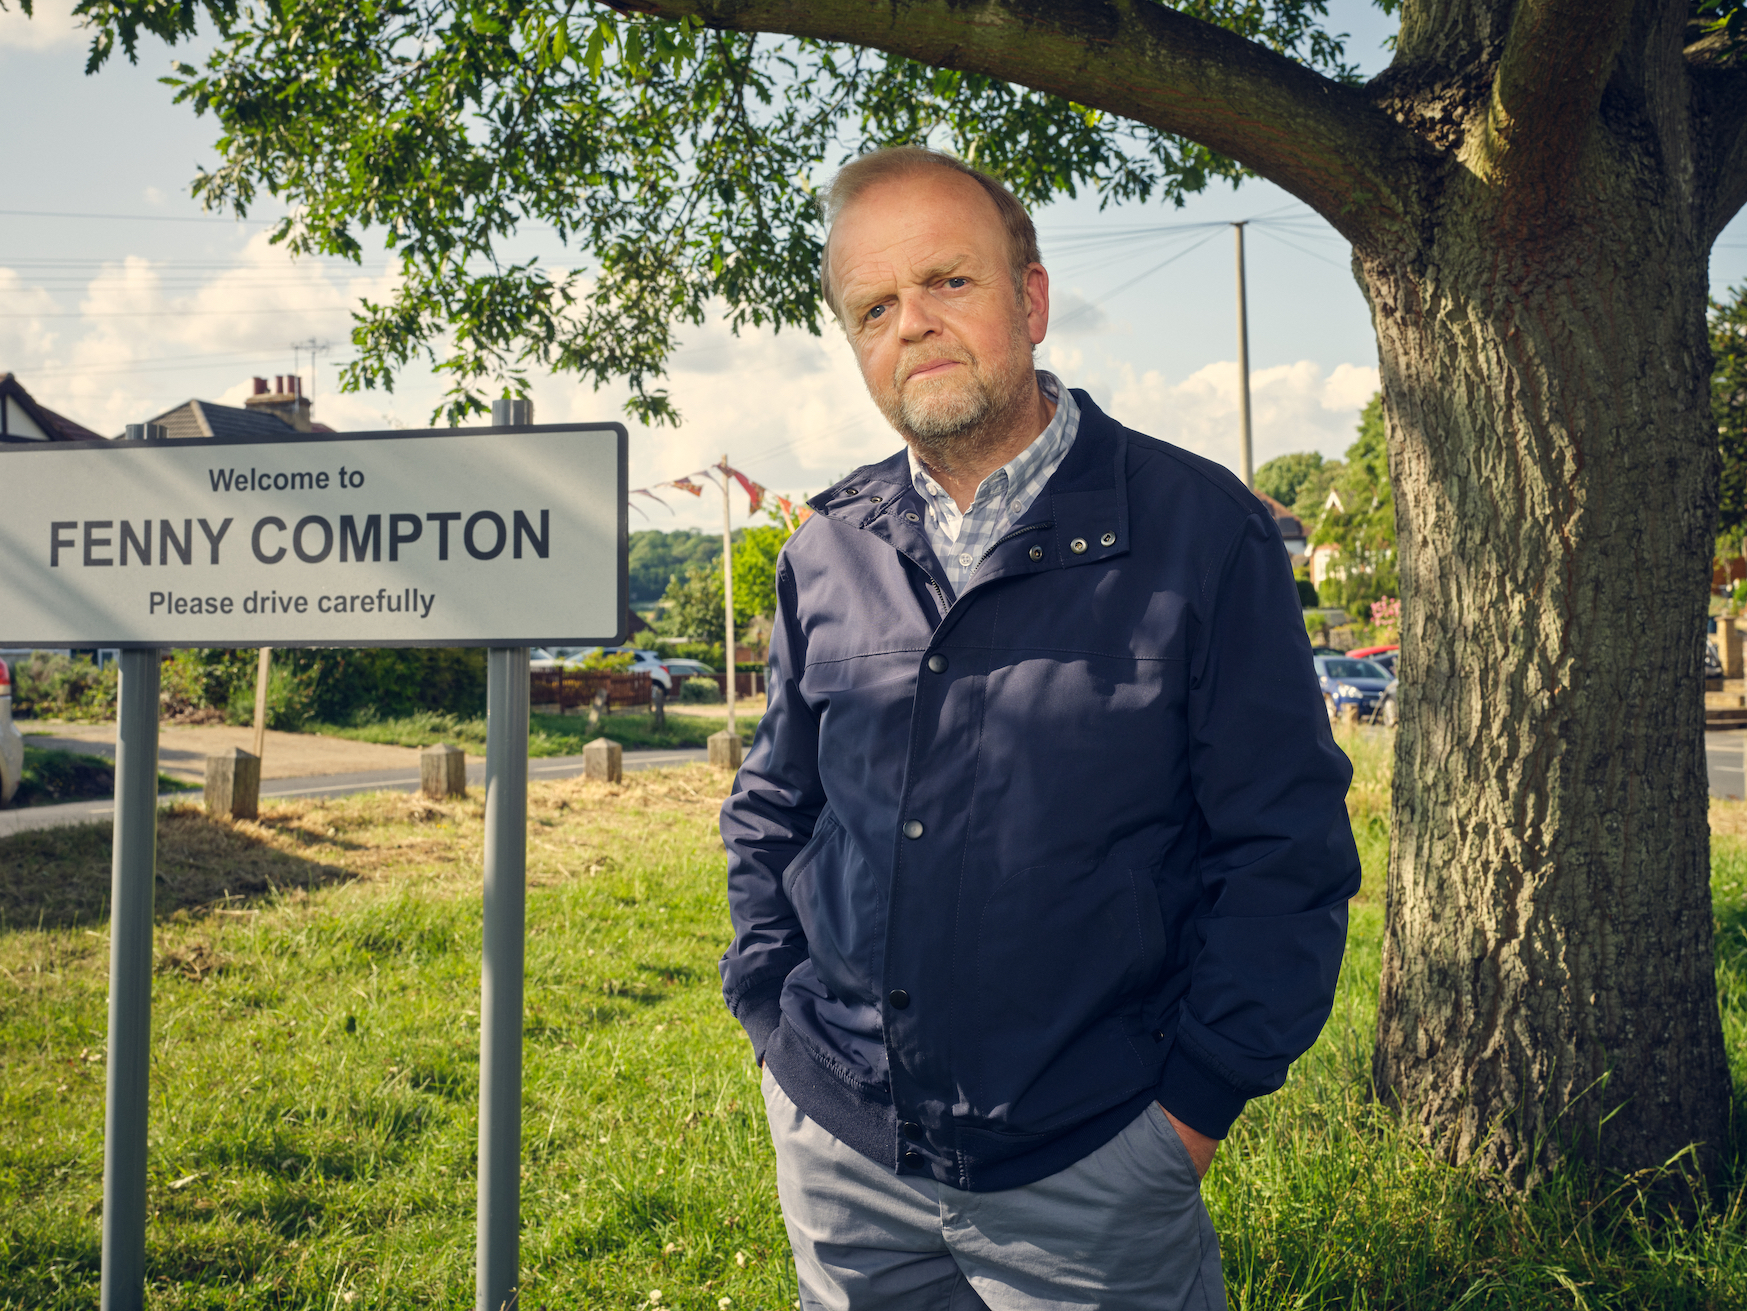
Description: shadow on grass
xmin=0 ymin=804 xmax=354 ymax=930
xmin=11 ymin=745 xmax=195 ymax=809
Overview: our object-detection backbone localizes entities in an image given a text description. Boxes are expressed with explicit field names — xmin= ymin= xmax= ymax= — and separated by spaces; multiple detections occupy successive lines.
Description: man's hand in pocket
xmin=1162 ymin=1107 xmax=1218 ymax=1179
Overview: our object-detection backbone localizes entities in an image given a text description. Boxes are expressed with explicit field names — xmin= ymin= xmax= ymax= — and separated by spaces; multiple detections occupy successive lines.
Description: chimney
xmin=244 ymin=375 xmax=313 ymax=433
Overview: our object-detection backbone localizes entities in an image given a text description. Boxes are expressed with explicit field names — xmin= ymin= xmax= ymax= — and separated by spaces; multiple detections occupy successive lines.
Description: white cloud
xmin=0 ymin=2 xmax=87 ymax=50
xmin=0 ymin=233 xmax=1382 ymax=524
xmin=1108 ymin=358 xmax=1380 ymax=475
xmin=3 ymin=232 xmax=402 ymax=435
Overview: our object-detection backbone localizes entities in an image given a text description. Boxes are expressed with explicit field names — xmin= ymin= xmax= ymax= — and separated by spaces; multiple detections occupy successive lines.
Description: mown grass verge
xmin=304 ymin=709 xmax=762 ymax=755
xmin=8 ymin=746 xmax=196 ymax=809
xmin=0 ymin=730 xmax=1742 ymax=1308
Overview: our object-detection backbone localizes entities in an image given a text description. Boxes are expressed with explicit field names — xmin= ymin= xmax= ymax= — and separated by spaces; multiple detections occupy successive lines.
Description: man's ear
xmin=1024 ymin=263 xmax=1050 ymax=346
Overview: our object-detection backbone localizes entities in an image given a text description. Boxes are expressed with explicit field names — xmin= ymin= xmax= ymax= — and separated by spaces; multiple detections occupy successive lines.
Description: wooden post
xmin=582 ymin=737 xmax=622 ymax=783
xmin=203 ymin=747 xmax=260 ymax=821
xmin=587 ymin=686 xmax=608 ymax=733
xmin=651 ymin=682 xmax=666 ymax=732
xmin=721 ymin=451 xmax=738 ymax=740
xmin=421 ymin=743 xmax=467 ymax=799
xmin=251 ymin=647 xmax=271 ymax=760
xmin=708 ymin=729 xmax=743 ymax=771
xmin=1721 ymin=617 xmax=1743 ymax=679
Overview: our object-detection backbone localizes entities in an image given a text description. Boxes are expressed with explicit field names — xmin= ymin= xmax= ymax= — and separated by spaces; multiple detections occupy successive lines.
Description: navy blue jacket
xmin=719 ymin=392 xmax=1361 ymax=1192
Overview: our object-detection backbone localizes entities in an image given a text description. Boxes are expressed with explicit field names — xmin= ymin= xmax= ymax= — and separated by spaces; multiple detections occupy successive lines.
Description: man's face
xmin=828 ymin=170 xmax=1049 ymax=467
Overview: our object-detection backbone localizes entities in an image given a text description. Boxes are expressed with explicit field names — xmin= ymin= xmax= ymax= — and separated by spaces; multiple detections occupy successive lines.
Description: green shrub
xmin=578 ymin=650 xmax=636 ymax=672
xmin=8 ymin=652 xmax=118 ymax=721
xmin=678 ymin=677 xmax=722 ymax=703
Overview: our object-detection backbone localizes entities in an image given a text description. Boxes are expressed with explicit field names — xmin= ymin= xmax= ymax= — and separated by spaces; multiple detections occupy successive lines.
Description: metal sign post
xmin=98 ymin=646 xmax=160 ymax=1311
xmin=478 ymin=399 xmax=532 ymax=1311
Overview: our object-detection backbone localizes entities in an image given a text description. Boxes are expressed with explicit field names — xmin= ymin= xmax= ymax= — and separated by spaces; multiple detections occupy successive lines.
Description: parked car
xmin=575 ymin=647 xmax=674 ymax=691
xmin=1375 ymin=678 xmax=1400 ymax=727
xmin=664 ymin=658 xmax=716 ymax=677
xmin=0 ymin=658 xmax=22 ymax=806
xmin=1313 ymin=655 xmax=1393 ymax=724
xmin=1350 ymin=644 xmax=1399 ymax=675
xmin=528 ymin=647 xmax=588 ymax=670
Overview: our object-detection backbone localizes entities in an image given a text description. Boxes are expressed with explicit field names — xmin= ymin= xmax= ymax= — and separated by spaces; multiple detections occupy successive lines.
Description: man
xmin=719 ymin=147 xmax=1360 ymax=1311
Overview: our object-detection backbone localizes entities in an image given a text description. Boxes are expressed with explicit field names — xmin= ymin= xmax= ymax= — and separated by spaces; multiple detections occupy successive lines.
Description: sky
xmin=5 ymin=2 xmax=1747 ymax=534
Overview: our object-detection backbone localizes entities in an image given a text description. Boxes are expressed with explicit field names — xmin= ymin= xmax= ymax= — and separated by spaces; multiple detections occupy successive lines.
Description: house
xmin=1254 ymin=490 xmax=1308 ymax=556
xmin=139 ymin=375 xmax=336 ymax=440
xmin=0 ymin=373 xmax=106 ymax=443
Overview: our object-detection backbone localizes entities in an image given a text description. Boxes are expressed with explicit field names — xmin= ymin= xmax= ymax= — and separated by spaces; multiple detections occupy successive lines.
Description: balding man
xmin=719 ymin=147 xmax=1360 ymax=1311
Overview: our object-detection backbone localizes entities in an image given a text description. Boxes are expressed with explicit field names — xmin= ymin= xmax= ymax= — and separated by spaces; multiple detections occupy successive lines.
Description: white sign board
xmin=0 ymin=423 xmax=627 ymax=647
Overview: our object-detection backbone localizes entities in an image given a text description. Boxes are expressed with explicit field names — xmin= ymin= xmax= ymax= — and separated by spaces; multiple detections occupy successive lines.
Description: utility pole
xmin=292 ymin=337 xmax=332 ymax=407
xmin=1233 ymin=222 xmax=1254 ymax=490
xmin=720 ymin=454 xmax=737 ymax=736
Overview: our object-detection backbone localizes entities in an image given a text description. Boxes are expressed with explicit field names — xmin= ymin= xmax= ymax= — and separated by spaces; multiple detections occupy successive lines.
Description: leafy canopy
xmin=1712 ymin=283 xmax=1747 ymax=540
xmin=36 ymin=0 xmax=1364 ymax=423
xmin=1254 ymin=451 xmax=1327 ymax=508
xmin=1309 ymin=393 xmax=1397 ymax=611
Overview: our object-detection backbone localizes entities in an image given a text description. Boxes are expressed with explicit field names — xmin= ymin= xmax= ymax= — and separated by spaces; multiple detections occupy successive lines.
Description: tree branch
xmin=1473 ymin=0 xmax=1635 ymax=196
xmin=600 ymin=0 xmax=1427 ymax=249
xmin=1691 ymin=50 xmax=1747 ymax=245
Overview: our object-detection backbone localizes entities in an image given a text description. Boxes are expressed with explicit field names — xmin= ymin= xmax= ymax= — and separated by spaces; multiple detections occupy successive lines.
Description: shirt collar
xmin=906 ymin=371 xmax=1079 ymax=512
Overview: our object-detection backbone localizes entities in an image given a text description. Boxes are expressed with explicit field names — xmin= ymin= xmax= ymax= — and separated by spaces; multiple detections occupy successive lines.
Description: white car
xmin=0 ymin=658 xmax=22 ymax=806
xmin=572 ymin=647 xmax=674 ymax=691
xmin=664 ymin=658 xmax=716 ymax=677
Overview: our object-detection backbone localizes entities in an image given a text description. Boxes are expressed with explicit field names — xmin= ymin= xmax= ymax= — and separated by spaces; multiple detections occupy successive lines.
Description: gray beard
xmin=879 ymin=348 xmax=1038 ymax=478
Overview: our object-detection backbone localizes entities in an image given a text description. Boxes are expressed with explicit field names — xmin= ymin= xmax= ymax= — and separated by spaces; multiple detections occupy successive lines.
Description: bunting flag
xmin=717 ymin=462 xmax=766 ymax=515
xmin=627 ymin=461 xmax=787 ymax=521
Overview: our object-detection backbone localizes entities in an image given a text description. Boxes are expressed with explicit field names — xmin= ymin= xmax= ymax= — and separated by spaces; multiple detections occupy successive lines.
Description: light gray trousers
xmin=761 ymin=1068 xmax=1226 ymax=1311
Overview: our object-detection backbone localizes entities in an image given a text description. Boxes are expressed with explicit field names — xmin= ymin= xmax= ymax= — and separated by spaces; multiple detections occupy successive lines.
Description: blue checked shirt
xmin=907 ymin=371 xmax=1081 ymax=599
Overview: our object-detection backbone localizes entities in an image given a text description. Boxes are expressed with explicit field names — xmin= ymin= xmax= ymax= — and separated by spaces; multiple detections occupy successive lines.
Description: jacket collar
xmin=807 ymin=390 xmax=1132 ymax=601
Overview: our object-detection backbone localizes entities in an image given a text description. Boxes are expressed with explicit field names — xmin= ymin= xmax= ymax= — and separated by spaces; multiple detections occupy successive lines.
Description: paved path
xmin=1709 ymin=730 xmax=1745 ymax=801
xmin=0 ymin=747 xmax=708 ymax=838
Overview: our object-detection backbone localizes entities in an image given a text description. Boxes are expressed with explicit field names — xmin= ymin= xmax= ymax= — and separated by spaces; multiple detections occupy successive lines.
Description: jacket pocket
xmin=779 ymin=807 xmax=883 ymax=1006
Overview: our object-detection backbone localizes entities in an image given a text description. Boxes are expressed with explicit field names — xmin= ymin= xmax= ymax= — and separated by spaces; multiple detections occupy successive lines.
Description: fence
xmin=528 ymin=668 xmax=764 ymax=714
xmin=528 ymin=668 xmax=651 ymax=712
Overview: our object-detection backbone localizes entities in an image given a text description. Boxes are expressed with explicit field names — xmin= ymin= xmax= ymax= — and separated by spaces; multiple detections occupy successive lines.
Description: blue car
xmin=1314 ymin=656 xmax=1394 ymax=724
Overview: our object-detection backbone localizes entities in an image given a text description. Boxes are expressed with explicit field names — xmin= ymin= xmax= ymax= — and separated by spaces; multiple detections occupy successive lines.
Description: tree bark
xmin=1361 ymin=1 xmax=1734 ymax=1180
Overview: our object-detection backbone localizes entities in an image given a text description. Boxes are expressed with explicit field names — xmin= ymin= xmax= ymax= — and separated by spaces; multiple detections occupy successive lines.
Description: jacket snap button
xmin=1101 ymin=532 xmax=1116 ymax=547
xmin=843 ymin=487 xmax=858 ymax=496
xmin=869 ymin=494 xmax=883 ymax=503
xmin=1028 ymin=546 xmax=1044 ymax=561
xmin=927 ymin=654 xmax=948 ymax=674
xmin=903 ymin=1149 xmax=924 ymax=1169
xmin=902 ymin=1120 xmax=924 ymax=1141
xmin=905 ymin=511 xmax=919 ymax=522
xmin=1070 ymin=538 xmax=1088 ymax=554
xmin=889 ymin=989 xmax=910 ymax=1009
xmin=902 ymin=819 xmax=924 ymax=839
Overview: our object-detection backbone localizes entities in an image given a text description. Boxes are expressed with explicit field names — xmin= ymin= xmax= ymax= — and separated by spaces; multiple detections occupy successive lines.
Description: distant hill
xmin=629 ymin=529 xmax=723 ymax=604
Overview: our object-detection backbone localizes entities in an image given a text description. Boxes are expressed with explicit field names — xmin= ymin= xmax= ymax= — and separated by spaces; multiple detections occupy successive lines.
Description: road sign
xmin=0 ymin=422 xmax=628 ymax=648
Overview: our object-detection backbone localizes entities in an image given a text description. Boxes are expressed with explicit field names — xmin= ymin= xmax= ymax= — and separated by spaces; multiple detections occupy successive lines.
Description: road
xmin=9 ymin=734 xmax=1744 ymax=840
xmin=0 ymin=746 xmax=709 ymax=838
xmin=1709 ymin=730 xmax=1746 ymax=801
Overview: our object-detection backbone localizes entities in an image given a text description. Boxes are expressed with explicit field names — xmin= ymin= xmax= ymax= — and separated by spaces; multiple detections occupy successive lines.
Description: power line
xmin=0 ymin=207 xmax=276 ymax=225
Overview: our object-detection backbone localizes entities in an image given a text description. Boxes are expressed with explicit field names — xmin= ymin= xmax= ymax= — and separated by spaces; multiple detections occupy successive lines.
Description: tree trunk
xmin=1364 ymin=162 xmax=1733 ymax=1180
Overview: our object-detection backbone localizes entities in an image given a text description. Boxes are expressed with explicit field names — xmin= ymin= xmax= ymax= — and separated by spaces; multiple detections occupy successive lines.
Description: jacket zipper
xmin=975 ymin=520 xmax=1052 ymax=574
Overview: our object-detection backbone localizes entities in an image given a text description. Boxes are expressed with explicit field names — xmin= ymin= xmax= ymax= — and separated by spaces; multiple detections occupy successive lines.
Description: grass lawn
xmin=0 ymin=730 xmax=1743 ymax=1308
xmin=9 ymin=745 xmax=196 ymax=808
xmin=305 ymin=709 xmax=762 ymax=755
